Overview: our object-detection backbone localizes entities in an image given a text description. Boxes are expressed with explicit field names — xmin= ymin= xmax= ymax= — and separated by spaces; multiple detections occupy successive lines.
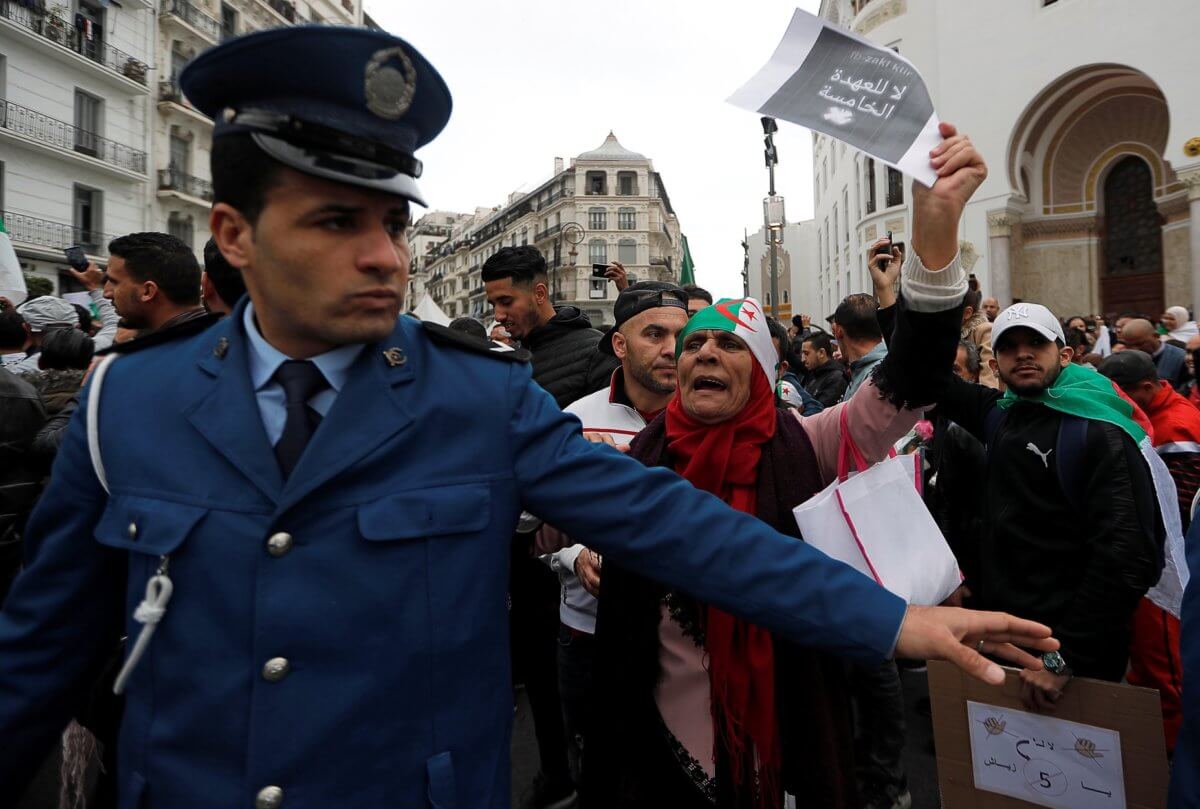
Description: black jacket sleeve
xmin=31 ymin=396 xmax=78 ymax=472
xmin=871 ymin=296 xmax=967 ymax=411
xmin=930 ymin=373 xmax=1004 ymax=443
xmin=1055 ymin=422 xmax=1162 ymax=678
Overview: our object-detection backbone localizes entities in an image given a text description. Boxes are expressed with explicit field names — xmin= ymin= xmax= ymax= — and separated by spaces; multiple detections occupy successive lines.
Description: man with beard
xmin=484 ymin=245 xmax=620 ymax=408
xmin=103 ymin=232 xmax=208 ymax=337
xmin=932 ymin=302 xmax=1162 ymax=709
xmin=536 ymin=281 xmax=690 ymax=797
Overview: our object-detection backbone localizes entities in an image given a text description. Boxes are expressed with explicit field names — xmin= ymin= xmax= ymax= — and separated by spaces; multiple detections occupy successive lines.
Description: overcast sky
xmin=366 ymin=0 xmax=822 ymax=299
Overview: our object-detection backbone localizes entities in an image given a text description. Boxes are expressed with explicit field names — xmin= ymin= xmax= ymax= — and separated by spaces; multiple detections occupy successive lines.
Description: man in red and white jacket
xmin=1100 ymin=349 xmax=1200 ymax=752
xmin=537 ymin=281 xmax=690 ymax=788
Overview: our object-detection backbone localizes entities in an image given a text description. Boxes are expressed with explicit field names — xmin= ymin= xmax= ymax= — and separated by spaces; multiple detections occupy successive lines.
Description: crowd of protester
xmin=3 ymin=217 xmax=1199 ymax=809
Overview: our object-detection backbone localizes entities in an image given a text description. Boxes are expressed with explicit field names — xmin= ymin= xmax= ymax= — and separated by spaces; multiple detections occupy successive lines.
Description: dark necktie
xmin=273 ymin=360 xmax=330 ymax=478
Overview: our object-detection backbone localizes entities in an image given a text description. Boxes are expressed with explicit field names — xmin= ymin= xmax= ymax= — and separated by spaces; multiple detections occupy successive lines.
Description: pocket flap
xmin=358 ymin=483 xmax=490 ymax=541
xmin=94 ymin=495 xmax=207 ymax=554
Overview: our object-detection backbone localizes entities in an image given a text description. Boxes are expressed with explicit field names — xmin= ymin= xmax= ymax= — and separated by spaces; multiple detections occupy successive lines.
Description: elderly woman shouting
xmin=582 ymin=126 xmax=1021 ymax=809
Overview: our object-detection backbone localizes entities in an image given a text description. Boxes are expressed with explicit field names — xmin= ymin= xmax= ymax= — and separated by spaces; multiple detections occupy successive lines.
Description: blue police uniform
xmin=0 ymin=26 xmax=907 ymax=809
xmin=1170 ymin=515 xmax=1200 ymax=807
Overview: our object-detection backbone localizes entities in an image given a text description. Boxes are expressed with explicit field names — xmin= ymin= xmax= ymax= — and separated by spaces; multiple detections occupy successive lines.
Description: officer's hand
xmin=605 ymin=262 xmax=629 ymax=292
xmin=69 ymin=261 xmax=105 ymax=291
xmin=895 ymin=605 xmax=1056 ymax=686
xmin=573 ymin=548 xmax=602 ymax=596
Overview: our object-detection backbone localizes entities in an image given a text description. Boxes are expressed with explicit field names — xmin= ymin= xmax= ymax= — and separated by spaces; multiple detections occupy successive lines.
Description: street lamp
xmin=761 ymin=116 xmax=785 ymax=315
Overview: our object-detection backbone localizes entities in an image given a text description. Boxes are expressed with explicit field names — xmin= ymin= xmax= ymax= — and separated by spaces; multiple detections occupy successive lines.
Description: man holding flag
xmin=929 ymin=302 xmax=1171 ymax=709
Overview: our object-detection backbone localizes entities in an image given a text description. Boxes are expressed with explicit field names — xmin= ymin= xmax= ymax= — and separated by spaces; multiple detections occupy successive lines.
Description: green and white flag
xmin=677 ymin=297 xmax=776 ymax=388
xmin=0 ymin=216 xmax=26 ymax=306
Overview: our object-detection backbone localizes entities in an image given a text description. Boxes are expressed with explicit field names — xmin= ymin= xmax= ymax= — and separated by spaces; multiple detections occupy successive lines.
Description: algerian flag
xmin=680 ymin=234 xmax=696 ymax=286
xmin=0 ymin=216 xmax=25 ymax=306
xmin=677 ymin=297 xmax=776 ymax=389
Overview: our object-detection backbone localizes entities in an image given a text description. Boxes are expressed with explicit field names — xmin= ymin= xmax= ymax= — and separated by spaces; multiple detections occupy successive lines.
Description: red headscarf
xmin=665 ymin=367 xmax=780 ymax=805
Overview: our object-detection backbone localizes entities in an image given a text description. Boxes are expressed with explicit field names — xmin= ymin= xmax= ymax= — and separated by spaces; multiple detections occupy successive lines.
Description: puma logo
xmin=1026 ymin=443 xmax=1053 ymax=468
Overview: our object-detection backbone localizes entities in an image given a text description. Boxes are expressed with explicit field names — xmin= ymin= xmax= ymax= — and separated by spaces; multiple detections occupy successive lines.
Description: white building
xmin=746 ymin=220 xmax=820 ymax=323
xmin=422 ymin=133 xmax=685 ymax=328
xmin=152 ymin=0 xmax=363 ymax=253
xmin=0 ymin=0 xmax=363 ymax=297
xmin=0 ymin=0 xmax=155 ymax=293
xmin=403 ymin=209 xmax=474 ymax=314
xmin=810 ymin=0 xmax=1200 ymax=322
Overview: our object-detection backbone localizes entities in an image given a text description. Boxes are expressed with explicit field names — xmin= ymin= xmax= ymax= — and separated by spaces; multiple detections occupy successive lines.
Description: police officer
xmin=0 ymin=27 xmax=1054 ymax=809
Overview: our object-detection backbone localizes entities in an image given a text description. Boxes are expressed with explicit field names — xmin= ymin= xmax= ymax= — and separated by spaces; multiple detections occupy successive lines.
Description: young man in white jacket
xmin=537 ymin=281 xmax=690 ymax=792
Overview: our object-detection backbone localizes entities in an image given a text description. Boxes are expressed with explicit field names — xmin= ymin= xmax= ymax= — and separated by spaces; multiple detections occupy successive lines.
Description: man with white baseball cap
xmin=930 ymin=299 xmax=1164 ymax=712
xmin=7 ymin=296 xmax=80 ymax=375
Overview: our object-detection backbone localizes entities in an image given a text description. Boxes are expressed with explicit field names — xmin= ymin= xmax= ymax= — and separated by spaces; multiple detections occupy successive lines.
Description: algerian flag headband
xmin=676 ymin=297 xmax=777 ymax=390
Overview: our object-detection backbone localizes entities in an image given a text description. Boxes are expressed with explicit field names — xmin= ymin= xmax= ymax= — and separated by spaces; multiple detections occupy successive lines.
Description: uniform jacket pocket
xmin=358 ymin=483 xmax=490 ymax=541
xmin=94 ymin=495 xmax=207 ymax=555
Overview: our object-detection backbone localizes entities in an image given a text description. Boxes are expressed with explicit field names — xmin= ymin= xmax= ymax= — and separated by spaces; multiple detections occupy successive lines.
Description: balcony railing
xmin=2 ymin=209 xmax=112 ymax=256
xmin=0 ymin=98 xmax=147 ymax=173
xmin=538 ymin=191 xmax=563 ymax=210
xmin=0 ymin=1 xmax=149 ymax=86
xmin=162 ymin=0 xmax=220 ymax=41
xmin=534 ymin=223 xmax=562 ymax=242
xmin=158 ymin=167 xmax=213 ymax=201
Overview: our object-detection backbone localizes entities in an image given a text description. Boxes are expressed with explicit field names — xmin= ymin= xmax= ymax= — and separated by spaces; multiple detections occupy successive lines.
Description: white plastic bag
xmin=793 ymin=408 xmax=961 ymax=605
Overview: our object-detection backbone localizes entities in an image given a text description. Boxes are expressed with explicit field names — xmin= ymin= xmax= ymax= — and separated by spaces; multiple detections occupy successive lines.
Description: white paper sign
xmin=966 ymin=700 xmax=1126 ymax=809
xmin=728 ymin=7 xmax=941 ymax=186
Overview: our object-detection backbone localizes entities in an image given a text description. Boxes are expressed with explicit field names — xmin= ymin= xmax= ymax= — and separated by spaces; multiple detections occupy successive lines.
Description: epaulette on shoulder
xmin=97 ymin=313 xmax=221 ymax=357
xmin=421 ymin=321 xmax=530 ymax=363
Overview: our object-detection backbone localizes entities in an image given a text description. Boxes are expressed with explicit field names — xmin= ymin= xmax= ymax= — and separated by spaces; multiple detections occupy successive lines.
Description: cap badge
xmin=365 ymin=47 xmax=417 ymax=121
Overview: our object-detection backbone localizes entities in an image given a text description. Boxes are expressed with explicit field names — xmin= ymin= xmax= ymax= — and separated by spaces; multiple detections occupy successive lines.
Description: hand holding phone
xmin=64 ymin=245 xmax=89 ymax=271
xmin=591 ymin=263 xmax=609 ymax=279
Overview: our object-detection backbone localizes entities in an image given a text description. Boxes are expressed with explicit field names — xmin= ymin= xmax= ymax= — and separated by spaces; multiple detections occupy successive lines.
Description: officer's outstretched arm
xmin=0 ymin=382 xmax=125 ymax=791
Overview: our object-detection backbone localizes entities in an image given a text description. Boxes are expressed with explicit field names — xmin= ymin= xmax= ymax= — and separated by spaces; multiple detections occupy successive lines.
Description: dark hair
xmin=211 ymin=133 xmax=286 ymax=225
xmin=448 ymin=316 xmax=488 ymax=340
xmin=72 ymin=303 xmax=94 ymax=333
xmin=803 ymin=331 xmax=835 ymax=358
xmin=963 ymin=289 xmax=982 ymax=313
xmin=766 ymin=317 xmax=789 ymax=363
xmin=832 ymin=294 xmax=883 ymax=341
xmin=203 ymin=237 xmax=248 ymax=309
xmin=107 ymin=232 xmax=201 ymax=307
xmin=681 ymin=284 xmax=712 ymax=305
xmin=38 ymin=327 xmax=94 ymax=370
xmin=957 ymin=340 xmax=981 ymax=376
xmin=791 ymin=314 xmax=806 ymax=329
xmin=0 ymin=307 xmax=27 ymax=347
xmin=480 ymin=245 xmax=547 ymax=285
xmin=1098 ymin=350 xmax=1158 ymax=388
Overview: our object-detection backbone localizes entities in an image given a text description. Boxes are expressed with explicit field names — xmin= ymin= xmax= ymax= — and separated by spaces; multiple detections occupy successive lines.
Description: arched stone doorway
xmin=1101 ymin=155 xmax=1164 ymax=315
xmin=996 ymin=64 xmax=1188 ymax=317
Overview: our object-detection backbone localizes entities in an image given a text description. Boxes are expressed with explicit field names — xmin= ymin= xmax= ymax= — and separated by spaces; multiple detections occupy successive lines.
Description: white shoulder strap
xmin=87 ymin=353 xmax=120 ymax=495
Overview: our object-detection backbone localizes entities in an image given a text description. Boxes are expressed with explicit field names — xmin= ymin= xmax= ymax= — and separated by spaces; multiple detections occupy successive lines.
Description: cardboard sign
xmin=928 ymin=661 xmax=1168 ymax=809
xmin=728 ymin=7 xmax=941 ymax=186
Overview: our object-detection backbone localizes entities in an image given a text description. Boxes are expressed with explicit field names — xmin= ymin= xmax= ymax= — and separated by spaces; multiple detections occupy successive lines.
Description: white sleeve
xmin=88 ymin=289 xmax=119 ymax=353
xmin=900 ymin=250 xmax=966 ymax=313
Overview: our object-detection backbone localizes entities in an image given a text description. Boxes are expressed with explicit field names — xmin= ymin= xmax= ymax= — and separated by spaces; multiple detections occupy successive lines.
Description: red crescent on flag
xmin=715 ymin=299 xmax=757 ymax=331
